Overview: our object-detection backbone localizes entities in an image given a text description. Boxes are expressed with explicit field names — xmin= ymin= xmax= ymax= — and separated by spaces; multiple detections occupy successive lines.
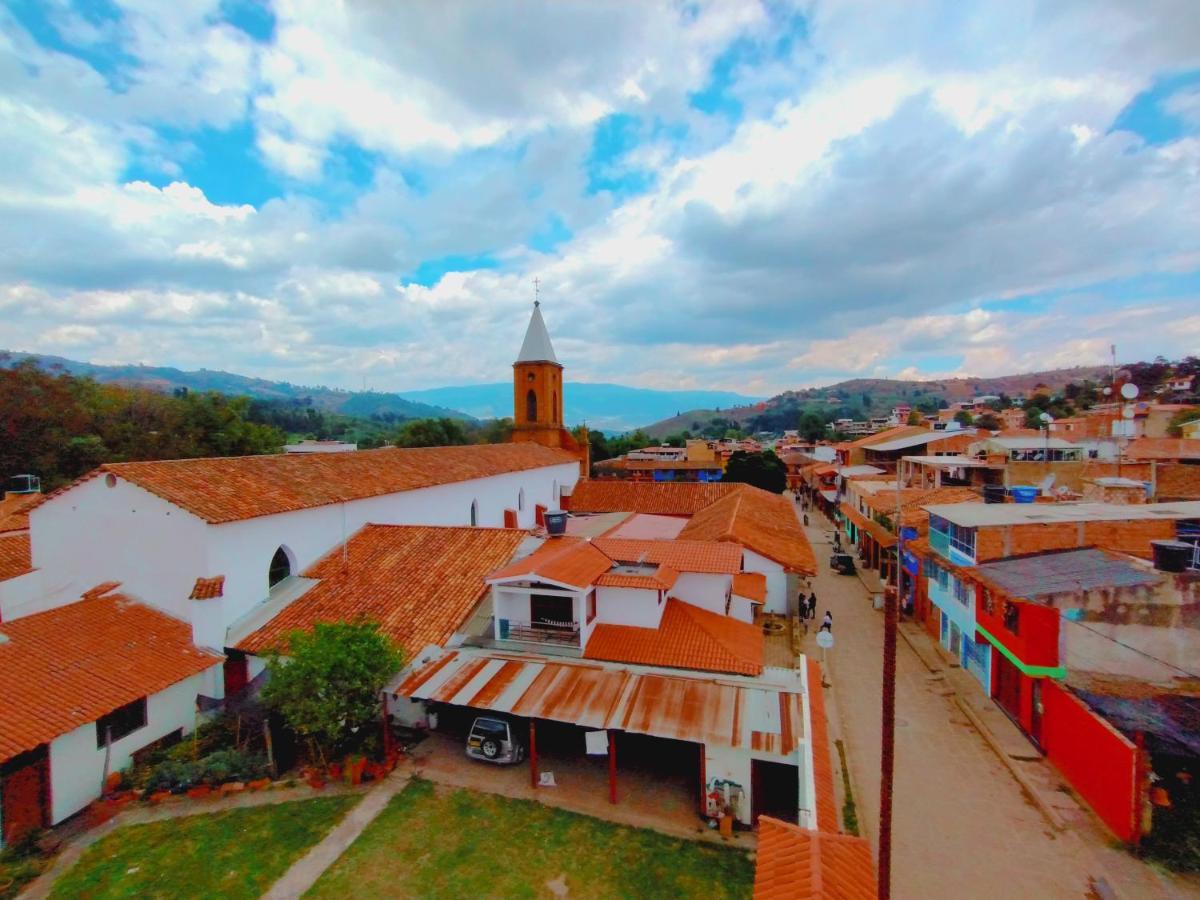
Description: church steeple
xmin=516 ymin=301 xmax=558 ymax=365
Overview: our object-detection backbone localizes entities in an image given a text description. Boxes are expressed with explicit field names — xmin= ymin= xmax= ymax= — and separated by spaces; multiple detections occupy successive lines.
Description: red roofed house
xmin=0 ymin=586 xmax=222 ymax=845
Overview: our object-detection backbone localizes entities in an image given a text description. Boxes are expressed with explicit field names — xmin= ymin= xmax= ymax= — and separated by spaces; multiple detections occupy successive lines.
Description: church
xmin=510 ymin=301 xmax=590 ymax=477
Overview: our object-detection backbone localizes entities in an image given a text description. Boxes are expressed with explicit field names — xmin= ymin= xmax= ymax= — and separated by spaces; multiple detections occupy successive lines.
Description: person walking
xmin=807 ymin=592 xmax=818 ymax=621
xmin=820 ymin=610 xmax=833 ymax=633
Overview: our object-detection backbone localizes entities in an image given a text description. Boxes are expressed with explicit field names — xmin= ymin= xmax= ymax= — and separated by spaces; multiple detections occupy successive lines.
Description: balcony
xmin=496 ymin=617 xmax=581 ymax=647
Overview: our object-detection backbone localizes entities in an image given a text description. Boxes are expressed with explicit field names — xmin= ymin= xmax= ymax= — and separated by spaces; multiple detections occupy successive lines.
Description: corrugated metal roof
xmin=862 ymin=431 xmax=964 ymax=453
xmin=925 ymin=500 xmax=1200 ymax=527
xmin=393 ymin=649 xmax=805 ymax=757
xmin=974 ymin=548 xmax=1160 ymax=598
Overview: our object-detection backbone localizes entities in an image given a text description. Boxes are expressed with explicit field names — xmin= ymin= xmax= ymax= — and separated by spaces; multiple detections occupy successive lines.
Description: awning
xmin=392 ymin=649 xmax=805 ymax=758
xmin=839 ymin=503 xmax=897 ymax=548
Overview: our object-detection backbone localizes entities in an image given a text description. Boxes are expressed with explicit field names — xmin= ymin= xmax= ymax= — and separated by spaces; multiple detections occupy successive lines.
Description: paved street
xmin=795 ymin=505 xmax=1194 ymax=899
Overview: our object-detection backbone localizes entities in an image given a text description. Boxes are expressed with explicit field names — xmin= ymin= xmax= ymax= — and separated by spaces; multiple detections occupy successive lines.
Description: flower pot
xmin=104 ymin=771 xmax=123 ymax=794
xmin=220 ymin=781 xmax=245 ymax=796
xmin=328 ymin=763 xmax=343 ymax=780
xmin=186 ymin=785 xmax=212 ymax=800
xmin=149 ymin=791 xmax=171 ymax=805
xmin=307 ymin=776 xmax=326 ymax=790
xmin=247 ymin=778 xmax=271 ymax=792
xmin=346 ymin=757 xmax=367 ymax=786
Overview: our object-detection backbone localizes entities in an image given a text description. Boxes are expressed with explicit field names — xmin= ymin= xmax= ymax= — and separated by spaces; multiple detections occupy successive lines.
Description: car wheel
xmin=482 ymin=739 xmax=500 ymax=759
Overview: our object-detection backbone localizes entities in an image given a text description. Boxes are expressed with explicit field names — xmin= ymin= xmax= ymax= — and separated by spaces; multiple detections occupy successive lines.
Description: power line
xmin=1063 ymin=617 xmax=1200 ymax=680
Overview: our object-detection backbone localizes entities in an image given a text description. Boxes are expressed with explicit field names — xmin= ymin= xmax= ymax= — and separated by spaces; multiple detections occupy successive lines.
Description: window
xmin=268 ymin=546 xmax=292 ymax=588
xmin=982 ymin=588 xmax=995 ymax=616
xmin=518 ymin=488 xmax=525 ymax=511
xmin=470 ymin=500 xmax=479 ymax=527
xmin=526 ymin=389 xmax=538 ymax=422
xmin=954 ymin=577 xmax=973 ymax=608
xmin=586 ymin=592 xmax=596 ymax=624
xmin=931 ymin=514 xmax=976 ymax=561
xmin=96 ymin=697 xmax=147 ymax=747
xmin=552 ymin=391 xmax=558 ymax=420
xmin=1003 ymin=600 xmax=1020 ymax=635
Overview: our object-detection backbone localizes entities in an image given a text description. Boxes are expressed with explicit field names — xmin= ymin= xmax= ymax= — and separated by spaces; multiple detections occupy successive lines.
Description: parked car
xmin=830 ymin=552 xmax=856 ymax=575
xmin=465 ymin=716 xmax=525 ymax=765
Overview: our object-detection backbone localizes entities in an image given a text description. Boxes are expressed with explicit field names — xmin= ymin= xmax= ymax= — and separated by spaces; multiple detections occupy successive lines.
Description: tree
xmin=906 ymin=410 xmax=923 ymax=426
xmin=392 ymin=417 xmax=469 ymax=448
xmin=1167 ymin=407 xmax=1200 ymax=437
xmin=723 ymin=450 xmax=787 ymax=493
xmin=953 ymin=410 xmax=974 ymax=426
xmin=798 ymin=411 xmax=826 ymax=442
xmin=975 ymin=412 xmax=1001 ymax=431
xmin=262 ymin=621 xmax=404 ymax=762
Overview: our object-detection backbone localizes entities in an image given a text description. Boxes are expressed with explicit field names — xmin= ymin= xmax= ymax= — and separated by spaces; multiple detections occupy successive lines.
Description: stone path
xmin=263 ymin=774 xmax=409 ymax=899
xmin=795 ymin=503 xmax=1196 ymax=899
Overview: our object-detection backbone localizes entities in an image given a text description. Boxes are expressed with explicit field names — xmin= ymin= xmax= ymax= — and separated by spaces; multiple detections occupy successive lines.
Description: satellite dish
xmin=1039 ymin=412 xmax=1052 ymax=424
xmin=1120 ymin=383 xmax=1139 ymax=400
xmin=1123 ymin=407 xmax=1135 ymax=419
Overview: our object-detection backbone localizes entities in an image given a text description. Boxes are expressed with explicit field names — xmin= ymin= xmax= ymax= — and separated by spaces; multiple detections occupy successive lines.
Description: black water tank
xmin=1151 ymin=540 xmax=1193 ymax=573
xmin=983 ymin=485 xmax=1007 ymax=505
xmin=544 ymin=510 xmax=568 ymax=536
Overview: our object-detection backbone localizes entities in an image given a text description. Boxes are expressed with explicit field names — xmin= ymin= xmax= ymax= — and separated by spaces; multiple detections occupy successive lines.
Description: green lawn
xmin=0 ymin=845 xmax=52 ymax=900
xmin=50 ymin=795 xmax=359 ymax=900
xmin=307 ymin=778 xmax=754 ymax=899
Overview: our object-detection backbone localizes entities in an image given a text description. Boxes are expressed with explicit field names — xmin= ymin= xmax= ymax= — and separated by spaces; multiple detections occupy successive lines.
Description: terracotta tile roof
xmin=806 ymin=657 xmax=839 ymax=834
xmin=583 ymin=599 xmax=763 ymax=675
xmin=239 ymin=525 xmax=527 ymax=655
xmin=862 ymin=486 xmax=981 ymax=528
xmin=189 ymin=576 xmax=225 ymax=600
xmin=0 ymin=493 xmax=41 ymax=534
xmin=592 ymin=538 xmax=744 ymax=575
xmin=0 ymin=587 xmax=222 ymax=762
xmin=55 ymin=444 xmax=577 ymax=525
xmin=0 ymin=533 xmax=32 ymax=582
xmin=849 ymin=425 xmax=927 ymax=449
xmin=839 ymin=503 xmax=896 ymax=549
xmin=565 ymin=481 xmax=747 ymax=516
xmin=594 ymin=566 xmax=679 ymax=590
xmin=1124 ymin=438 xmax=1200 ymax=461
xmin=679 ymin=487 xmax=816 ymax=575
xmin=487 ymin=537 xmax=614 ymax=590
xmin=732 ymin=572 xmax=767 ymax=603
xmin=753 ymin=818 xmax=877 ymax=900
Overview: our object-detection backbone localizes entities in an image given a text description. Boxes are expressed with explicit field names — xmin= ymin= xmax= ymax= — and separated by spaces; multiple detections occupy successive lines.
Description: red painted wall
xmin=975 ymin=592 xmax=1060 ymax=668
xmin=1041 ymin=680 xmax=1139 ymax=843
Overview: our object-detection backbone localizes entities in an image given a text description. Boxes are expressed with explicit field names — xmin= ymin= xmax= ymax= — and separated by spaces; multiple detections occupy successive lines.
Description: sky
xmin=1 ymin=0 xmax=1199 ymax=397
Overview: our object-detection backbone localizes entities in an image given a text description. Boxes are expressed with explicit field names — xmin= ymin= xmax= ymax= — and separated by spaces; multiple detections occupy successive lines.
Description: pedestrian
xmin=808 ymin=592 xmax=818 ymax=620
xmin=803 ymin=512 xmax=809 ymax=526
xmin=820 ymin=610 xmax=833 ymax=632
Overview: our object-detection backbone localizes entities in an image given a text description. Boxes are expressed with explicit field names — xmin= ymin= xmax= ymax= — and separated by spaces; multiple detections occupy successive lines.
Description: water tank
xmin=983 ymin=485 xmax=1007 ymax=505
xmin=1151 ymin=540 xmax=1194 ymax=573
xmin=544 ymin=510 xmax=568 ymax=536
xmin=1010 ymin=486 xmax=1039 ymax=504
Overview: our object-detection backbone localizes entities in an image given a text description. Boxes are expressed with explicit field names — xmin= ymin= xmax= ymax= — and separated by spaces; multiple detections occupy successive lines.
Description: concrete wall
xmin=743 ymin=550 xmax=788 ymax=615
xmin=671 ymin=573 xmax=730 ymax=617
xmin=48 ymin=665 xmax=221 ymax=823
xmin=595 ymin=586 xmax=663 ymax=628
xmin=0 ymin=568 xmax=43 ymax=621
xmin=704 ymin=743 xmax=753 ymax=825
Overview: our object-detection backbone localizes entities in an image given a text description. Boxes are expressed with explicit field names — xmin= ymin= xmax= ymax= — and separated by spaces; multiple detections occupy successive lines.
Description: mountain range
xmin=0 ymin=352 xmax=762 ymax=433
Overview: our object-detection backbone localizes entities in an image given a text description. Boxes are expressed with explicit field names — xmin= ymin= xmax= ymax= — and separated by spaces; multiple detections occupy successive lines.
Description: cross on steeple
xmin=533 ymin=277 xmax=541 ymax=307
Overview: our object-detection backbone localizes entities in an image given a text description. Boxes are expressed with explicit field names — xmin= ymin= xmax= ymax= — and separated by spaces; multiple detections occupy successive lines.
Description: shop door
xmin=993 ymin=653 xmax=1022 ymax=724
xmin=1 ymin=746 xmax=48 ymax=845
xmin=1030 ymin=680 xmax=1044 ymax=749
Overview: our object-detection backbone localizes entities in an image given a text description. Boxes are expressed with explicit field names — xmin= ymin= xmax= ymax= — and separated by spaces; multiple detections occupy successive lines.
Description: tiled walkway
xmin=795 ymin=504 xmax=1195 ymax=899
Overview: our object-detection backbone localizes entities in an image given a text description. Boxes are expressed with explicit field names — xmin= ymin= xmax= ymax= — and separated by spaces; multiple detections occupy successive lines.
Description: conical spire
xmin=516 ymin=301 xmax=559 ymax=364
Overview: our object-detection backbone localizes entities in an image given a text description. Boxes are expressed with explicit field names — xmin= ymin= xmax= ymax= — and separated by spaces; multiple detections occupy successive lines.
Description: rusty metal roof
xmin=392 ymin=649 xmax=806 ymax=757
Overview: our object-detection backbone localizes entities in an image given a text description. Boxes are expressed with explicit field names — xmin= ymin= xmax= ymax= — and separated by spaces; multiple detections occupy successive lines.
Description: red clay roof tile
xmin=189 ymin=576 xmax=225 ymax=600
xmin=0 ymin=588 xmax=222 ymax=762
xmin=679 ymin=487 xmax=816 ymax=575
xmin=487 ymin=537 xmax=614 ymax=589
xmin=592 ymin=538 xmax=743 ymax=574
xmin=565 ymin=481 xmax=747 ymax=516
xmin=0 ymin=533 xmax=32 ymax=582
xmin=55 ymin=444 xmax=576 ymax=525
xmin=753 ymin=817 xmax=877 ymax=900
xmin=584 ymin=599 xmax=764 ymax=675
xmin=732 ymin=572 xmax=767 ymax=603
xmin=238 ymin=525 xmax=527 ymax=656
xmin=0 ymin=493 xmax=41 ymax=534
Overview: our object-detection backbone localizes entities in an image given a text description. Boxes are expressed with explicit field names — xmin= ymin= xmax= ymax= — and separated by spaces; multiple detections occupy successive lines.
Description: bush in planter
xmin=143 ymin=759 xmax=203 ymax=795
xmin=199 ymin=750 xmax=268 ymax=785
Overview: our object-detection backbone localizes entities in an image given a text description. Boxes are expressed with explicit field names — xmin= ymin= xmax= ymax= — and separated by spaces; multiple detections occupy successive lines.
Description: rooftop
xmin=583 ymin=598 xmax=764 ymax=675
xmin=924 ymin=500 xmax=1200 ymax=528
xmin=565 ymin=481 xmax=746 ymax=516
xmin=981 ymin=436 xmax=1082 ymax=450
xmin=238 ymin=525 xmax=528 ymax=655
xmin=973 ymin=548 xmax=1161 ymax=599
xmin=62 ymin=443 xmax=577 ymax=525
xmin=753 ymin=818 xmax=877 ymax=900
xmin=592 ymin=537 xmax=743 ymax=575
xmin=863 ymin=430 xmax=970 ymax=453
xmin=515 ymin=301 xmax=559 ymax=364
xmin=0 ymin=492 xmax=41 ymax=534
xmin=679 ymin=487 xmax=816 ymax=575
xmin=487 ymin=537 xmax=614 ymax=589
xmin=0 ymin=533 xmax=32 ymax=582
xmin=0 ymin=587 xmax=222 ymax=763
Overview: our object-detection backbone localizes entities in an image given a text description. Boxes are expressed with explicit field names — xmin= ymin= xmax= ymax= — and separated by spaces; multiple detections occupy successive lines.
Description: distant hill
xmin=1 ymin=352 xmax=472 ymax=422
xmin=644 ymin=366 xmax=1113 ymax=438
xmin=398 ymin=383 xmax=764 ymax=434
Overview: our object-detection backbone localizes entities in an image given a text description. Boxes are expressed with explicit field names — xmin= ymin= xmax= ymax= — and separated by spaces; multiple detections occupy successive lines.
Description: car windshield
xmin=471 ymin=719 xmax=508 ymax=739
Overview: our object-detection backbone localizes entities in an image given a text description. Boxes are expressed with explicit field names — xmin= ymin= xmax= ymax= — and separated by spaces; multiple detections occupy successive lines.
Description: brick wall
xmin=1156 ymin=463 xmax=1200 ymax=501
xmin=1084 ymin=519 xmax=1177 ymax=560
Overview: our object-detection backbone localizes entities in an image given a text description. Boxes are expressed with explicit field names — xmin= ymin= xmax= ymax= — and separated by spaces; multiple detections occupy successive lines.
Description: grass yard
xmin=0 ymin=844 xmax=53 ymax=900
xmin=49 ymin=795 xmax=359 ymax=900
xmin=308 ymin=778 xmax=755 ymax=899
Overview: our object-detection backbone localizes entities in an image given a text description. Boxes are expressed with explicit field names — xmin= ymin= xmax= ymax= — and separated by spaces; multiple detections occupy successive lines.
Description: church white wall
xmin=48 ymin=665 xmax=221 ymax=824
xmin=743 ymin=550 xmax=788 ymax=615
xmin=29 ymin=476 xmax=208 ymax=622
xmin=0 ymin=567 xmax=42 ymax=621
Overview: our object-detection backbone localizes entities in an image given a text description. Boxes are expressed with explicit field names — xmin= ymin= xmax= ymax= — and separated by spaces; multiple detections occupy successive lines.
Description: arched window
xmin=518 ymin=488 xmax=525 ymax=511
xmin=526 ymin=389 xmax=538 ymax=422
xmin=470 ymin=499 xmax=479 ymax=527
xmin=552 ymin=391 xmax=558 ymax=421
xmin=268 ymin=546 xmax=292 ymax=588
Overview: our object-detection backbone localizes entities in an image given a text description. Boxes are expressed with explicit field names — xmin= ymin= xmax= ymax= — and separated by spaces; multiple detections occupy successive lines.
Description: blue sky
xmin=1 ymin=1 xmax=1198 ymax=396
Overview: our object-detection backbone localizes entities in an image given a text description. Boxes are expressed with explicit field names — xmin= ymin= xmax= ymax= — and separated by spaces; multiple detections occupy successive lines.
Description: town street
xmin=795 ymin=505 xmax=1192 ymax=899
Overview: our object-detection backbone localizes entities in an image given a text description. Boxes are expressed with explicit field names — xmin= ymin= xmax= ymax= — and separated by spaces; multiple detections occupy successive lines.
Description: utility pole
xmin=879 ymin=473 xmax=901 ymax=898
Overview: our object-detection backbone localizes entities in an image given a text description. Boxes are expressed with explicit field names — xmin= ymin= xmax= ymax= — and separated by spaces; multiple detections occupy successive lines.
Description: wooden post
xmin=608 ymin=729 xmax=618 ymax=804
xmin=530 ymin=720 xmax=539 ymax=789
